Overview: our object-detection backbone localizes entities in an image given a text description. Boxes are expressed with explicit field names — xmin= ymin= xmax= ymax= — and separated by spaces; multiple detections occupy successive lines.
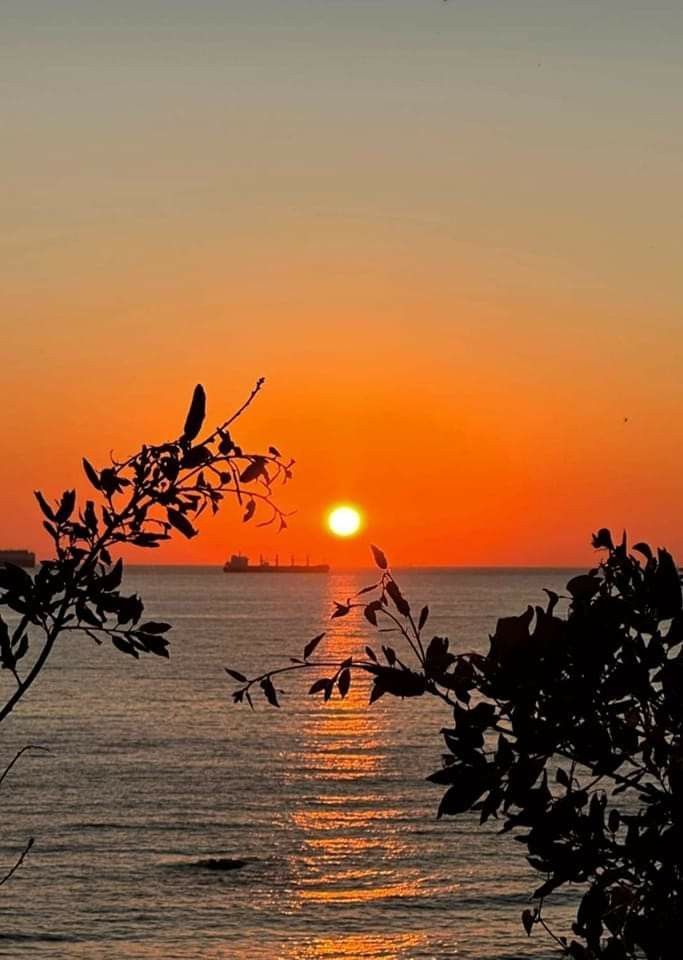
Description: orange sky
xmin=3 ymin=2 xmax=683 ymax=566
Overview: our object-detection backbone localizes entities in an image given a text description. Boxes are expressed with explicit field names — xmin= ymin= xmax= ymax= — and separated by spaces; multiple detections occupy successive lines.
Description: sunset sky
xmin=3 ymin=1 xmax=683 ymax=566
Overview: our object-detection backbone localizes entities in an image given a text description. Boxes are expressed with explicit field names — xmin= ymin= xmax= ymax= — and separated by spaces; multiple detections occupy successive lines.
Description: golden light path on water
xmin=278 ymin=573 xmax=461 ymax=940
xmin=288 ymin=932 xmax=428 ymax=958
xmin=98 ymin=934 xmax=429 ymax=960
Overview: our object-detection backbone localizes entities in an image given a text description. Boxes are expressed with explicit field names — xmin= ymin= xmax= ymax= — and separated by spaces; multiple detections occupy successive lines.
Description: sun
xmin=327 ymin=505 xmax=362 ymax=538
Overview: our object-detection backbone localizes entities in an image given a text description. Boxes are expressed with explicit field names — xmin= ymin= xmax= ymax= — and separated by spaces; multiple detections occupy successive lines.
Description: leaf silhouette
xmin=386 ymin=579 xmax=410 ymax=616
xmin=522 ymin=909 xmax=534 ymax=936
xmin=364 ymin=601 xmax=382 ymax=626
xmin=260 ymin=676 xmax=279 ymax=707
xmin=112 ymin=636 xmax=139 ymax=659
xmin=240 ymin=458 xmax=267 ymax=484
xmin=225 ymin=668 xmax=247 ymax=683
xmin=82 ymin=458 xmax=102 ymax=491
xmin=55 ymin=490 xmax=76 ymax=524
xmin=182 ymin=384 xmax=206 ymax=443
xmin=138 ymin=621 xmax=171 ymax=634
xmin=338 ymin=668 xmax=351 ymax=698
xmin=14 ymin=634 xmax=29 ymax=663
xmin=303 ymin=633 xmax=325 ymax=659
xmin=167 ymin=509 xmax=197 ymax=539
xmin=218 ymin=432 xmax=234 ymax=455
xmin=371 ymin=544 xmax=388 ymax=570
xmin=382 ymin=645 xmax=396 ymax=666
xmin=633 ymin=541 xmax=653 ymax=561
xmin=34 ymin=491 xmax=55 ymax=521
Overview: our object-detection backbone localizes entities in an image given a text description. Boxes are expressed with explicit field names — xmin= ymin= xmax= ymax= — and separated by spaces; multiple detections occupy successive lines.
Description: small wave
xmin=0 ymin=933 xmax=84 ymax=944
xmin=164 ymin=856 xmax=250 ymax=872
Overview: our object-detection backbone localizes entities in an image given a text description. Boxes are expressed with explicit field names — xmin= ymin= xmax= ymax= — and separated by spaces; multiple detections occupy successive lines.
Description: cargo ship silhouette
xmin=0 ymin=549 xmax=36 ymax=568
xmin=223 ymin=554 xmax=329 ymax=574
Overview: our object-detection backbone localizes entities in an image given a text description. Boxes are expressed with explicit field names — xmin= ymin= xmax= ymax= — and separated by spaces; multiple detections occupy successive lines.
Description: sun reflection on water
xmin=297 ymin=876 xmax=429 ymax=904
xmin=280 ymin=573 xmax=439 ymax=916
xmin=284 ymin=931 xmax=429 ymax=959
xmin=78 ymin=931 xmax=432 ymax=960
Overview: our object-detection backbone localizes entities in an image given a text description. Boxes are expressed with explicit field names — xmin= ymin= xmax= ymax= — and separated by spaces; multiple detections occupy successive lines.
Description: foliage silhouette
xmin=0 ymin=378 xmax=290 ymax=881
xmin=229 ymin=530 xmax=683 ymax=959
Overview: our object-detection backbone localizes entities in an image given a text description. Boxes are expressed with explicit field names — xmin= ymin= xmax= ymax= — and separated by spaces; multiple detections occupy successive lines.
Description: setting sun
xmin=327 ymin=505 xmax=363 ymax=538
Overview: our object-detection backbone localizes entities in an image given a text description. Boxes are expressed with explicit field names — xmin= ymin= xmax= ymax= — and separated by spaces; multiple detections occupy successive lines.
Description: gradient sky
xmin=3 ymin=1 xmax=683 ymax=566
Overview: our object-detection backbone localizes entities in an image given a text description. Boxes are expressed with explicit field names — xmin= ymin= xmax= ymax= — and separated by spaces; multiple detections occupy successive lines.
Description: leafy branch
xmin=0 ymin=380 xmax=291 ymax=712
xmin=228 ymin=531 xmax=683 ymax=960
xmin=0 ymin=379 xmax=290 ymax=882
xmin=226 ymin=544 xmax=468 ymax=709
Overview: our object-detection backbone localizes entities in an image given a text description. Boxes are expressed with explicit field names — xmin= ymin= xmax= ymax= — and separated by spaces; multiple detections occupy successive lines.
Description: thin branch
xmin=237 ymin=658 xmax=377 ymax=693
xmin=217 ymin=377 xmax=266 ymax=433
xmin=535 ymin=899 xmax=568 ymax=953
xmin=0 ymin=838 xmax=34 ymax=888
xmin=0 ymin=745 xmax=50 ymax=791
xmin=198 ymin=377 xmax=266 ymax=449
xmin=0 ymin=629 xmax=61 ymax=726
xmin=373 ymin=605 xmax=424 ymax=666
xmin=407 ymin=611 xmax=426 ymax=663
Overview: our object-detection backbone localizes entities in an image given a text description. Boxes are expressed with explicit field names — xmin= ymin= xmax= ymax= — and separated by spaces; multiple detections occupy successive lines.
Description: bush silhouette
xmin=229 ymin=531 xmax=683 ymax=959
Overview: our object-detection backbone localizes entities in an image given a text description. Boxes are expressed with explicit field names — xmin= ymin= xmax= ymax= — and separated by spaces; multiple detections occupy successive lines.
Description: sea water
xmin=0 ymin=567 xmax=578 ymax=959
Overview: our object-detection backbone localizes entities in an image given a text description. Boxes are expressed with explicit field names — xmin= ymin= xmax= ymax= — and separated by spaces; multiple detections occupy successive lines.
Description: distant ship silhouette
xmin=0 ymin=549 xmax=36 ymax=568
xmin=223 ymin=553 xmax=329 ymax=574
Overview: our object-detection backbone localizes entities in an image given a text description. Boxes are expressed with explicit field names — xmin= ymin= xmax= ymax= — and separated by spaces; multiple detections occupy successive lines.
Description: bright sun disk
xmin=327 ymin=505 xmax=362 ymax=538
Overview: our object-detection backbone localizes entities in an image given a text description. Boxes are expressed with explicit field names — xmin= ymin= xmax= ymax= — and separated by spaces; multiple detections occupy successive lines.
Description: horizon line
xmin=120 ymin=561 xmax=588 ymax=570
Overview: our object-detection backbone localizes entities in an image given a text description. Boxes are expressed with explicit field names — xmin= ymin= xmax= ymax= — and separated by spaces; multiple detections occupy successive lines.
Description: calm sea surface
xmin=0 ymin=567 xmax=580 ymax=959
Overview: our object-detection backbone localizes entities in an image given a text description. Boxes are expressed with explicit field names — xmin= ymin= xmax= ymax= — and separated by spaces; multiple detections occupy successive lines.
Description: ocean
xmin=0 ymin=566 xmax=579 ymax=959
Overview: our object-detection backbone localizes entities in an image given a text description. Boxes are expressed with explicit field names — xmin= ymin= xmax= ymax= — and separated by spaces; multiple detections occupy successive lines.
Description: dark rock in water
xmin=196 ymin=857 xmax=247 ymax=871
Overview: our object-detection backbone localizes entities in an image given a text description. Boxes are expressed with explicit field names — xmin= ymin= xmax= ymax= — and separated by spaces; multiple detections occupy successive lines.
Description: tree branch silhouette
xmin=0 ymin=379 xmax=290 ymax=881
xmin=228 ymin=531 xmax=683 ymax=960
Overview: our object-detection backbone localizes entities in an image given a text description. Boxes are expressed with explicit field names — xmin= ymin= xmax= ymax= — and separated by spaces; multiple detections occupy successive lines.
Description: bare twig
xmin=0 ymin=745 xmax=50 ymax=791
xmin=0 ymin=838 xmax=34 ymax=888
